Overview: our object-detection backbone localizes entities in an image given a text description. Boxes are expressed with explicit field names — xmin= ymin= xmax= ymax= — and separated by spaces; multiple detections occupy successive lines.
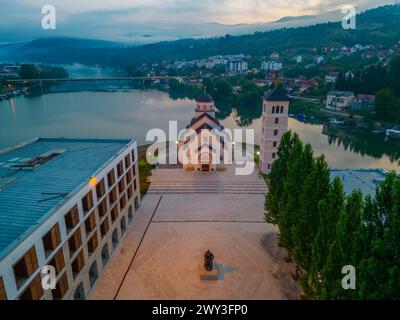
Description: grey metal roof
xmin=0 ymin=137 xmax=133 ymax=260
xmin=263 ymin=86 xmax=289 ymax=101
xmin=327 ymin=90 xmax=355 ymax=97
xmin=329 ymin=168 xmax=387 ymax=198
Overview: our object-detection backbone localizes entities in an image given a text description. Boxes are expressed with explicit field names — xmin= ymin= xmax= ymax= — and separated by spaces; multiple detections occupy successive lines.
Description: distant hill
xmin=6 ymin=5 xmax=400 ymax=67
xmin=275 ymin=15 xmax=317 ymax=23
xmin=9 ymin=37 xmax=123 ymax=60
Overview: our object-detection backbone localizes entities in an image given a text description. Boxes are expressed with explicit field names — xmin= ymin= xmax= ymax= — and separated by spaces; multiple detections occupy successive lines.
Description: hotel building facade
xmin=0 ymin=138 xmax=140 ymax=300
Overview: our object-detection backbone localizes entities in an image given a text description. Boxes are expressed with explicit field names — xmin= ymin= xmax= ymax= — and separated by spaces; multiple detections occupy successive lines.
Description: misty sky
xmin=0 ymin=0 xmax=395 ymax=44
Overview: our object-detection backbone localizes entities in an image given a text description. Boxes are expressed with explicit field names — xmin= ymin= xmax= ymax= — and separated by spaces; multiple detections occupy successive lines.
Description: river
xmin=0 ymin=89 xmax=399 ymax=172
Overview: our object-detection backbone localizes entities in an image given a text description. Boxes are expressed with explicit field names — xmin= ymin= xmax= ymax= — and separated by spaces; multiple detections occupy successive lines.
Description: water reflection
xmin=0 ymin=89 xmax=398 ymax=172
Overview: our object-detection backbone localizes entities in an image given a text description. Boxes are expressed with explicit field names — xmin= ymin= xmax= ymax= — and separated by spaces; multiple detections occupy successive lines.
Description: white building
xmin=0 ymin=138 xmax=141 ymax=300
xmin=260 ymin=85 xmax=290 ymax=174
xmin=315 ymin=56 xmax=325 ymax=64
xmin=295 ymin=56 xmax=303 ymax=64
xmin=325 ymin=72 xmax=339 ymax=84
xmin=326 ymin=91 xmax=355 ymax=111
xmin=228 ymin=60 xmax=248 ymax=73
xmin=261 ymin=60 xmax=283 ymax=72
xmin=181 ymin=93 xmax=224 ymax=173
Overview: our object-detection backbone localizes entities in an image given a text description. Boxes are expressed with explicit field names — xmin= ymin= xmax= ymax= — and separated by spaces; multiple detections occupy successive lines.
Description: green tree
xmin=356 ymin=173 xmax=400 ymax=299
xmin=19 ymin=64 xmax=40 ymax=79
xmin=387 ymin=55 xmax=400 ymax=97
xmin=265 ymin=131 xmax=295 ymax=224
xmin=320 ymin=190 xmax=363 ymax=299
xmin=307 ymin=177 xmax=345 ymax=298
xmin=374 ymin=89 xmax=397 ymax=121
xmin=278 ymin=139 xmax=313 ymax=251
xmin=293 ymin=155 xmax=330 ymax=272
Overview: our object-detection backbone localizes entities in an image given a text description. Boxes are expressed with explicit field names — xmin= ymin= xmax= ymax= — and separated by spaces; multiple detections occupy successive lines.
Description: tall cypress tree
xmin=277 ymin=134 xmax=304 ymax=250
xmin=308 ymin=178 xmax=345 ymax=298
xmin=320 ymin=190 xmax=363 ymax=299
xmin=293 ymin=155 xmax=330 ymax=275
xmin=265 ymin=131 xmax=294 ymax=224
xmin=357 ymin=173 xmax=400 ymax=299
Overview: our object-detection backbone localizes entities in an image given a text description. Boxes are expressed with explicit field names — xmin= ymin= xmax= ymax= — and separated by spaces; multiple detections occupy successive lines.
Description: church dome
xmin=196 ymin=93 xmax=213 ymax=103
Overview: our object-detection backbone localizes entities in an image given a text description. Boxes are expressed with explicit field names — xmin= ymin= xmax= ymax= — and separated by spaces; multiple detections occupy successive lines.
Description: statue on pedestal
xmin=204 ymin=250 xmax=214 ymax=271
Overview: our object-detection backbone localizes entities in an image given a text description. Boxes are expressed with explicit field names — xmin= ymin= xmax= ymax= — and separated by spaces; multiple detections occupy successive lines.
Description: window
xmin=125 ymin=154 xmax=131 ymax=169
xmin=89 ymin=262 xmax=98 ymax=287
xmin=275 ymin=118 xmax=279 ymax=124
xmin=280 ymin=106 xmax=284 ymax=113
xmin=267 ymin=164 xmax=271 ymax=170
xmin=273 ymin=141 xmax=277 ymax=148
xmin=126 ymin=171 xmax=132 ymax=184
xmin=109 ymin=187 xmax=117 ymax=206
xmin=272 ymin=153 xmax=276 ymax=159
xmin=19 ymin=275 xmax=43 ymax=300
xmin=107 ymin=169 xmax=116 ymax=187
xmin=85 ymin=211 xmax=96 ymax=236
xmin=133 ymin=179 xmax=137 ymax=192
xmin=111 ymin=205 xmax=119 ymax=223
xmin=272 ymin=106 xmax=275 ymax=113
xmin=118 ymin=179 xmax=125 ymax=194
xmin=81 ymin=190 xmax=94 ymax=214
xmin=87 ymin=232 xmax=99 ymax=256
xmin=64 ymin=205 xmax=79 ymax=234
xmin=71 ymin=250 xmax=85 ymax=278
xmin=73 ymin=283 xmax=85 ymax=300
xmin=274 ymin=129 xmax=278 ymax=136
xmin=120 ymin=217 xmax=127 ymax=235
xmin=112 ymin=229 xmax=119 ymax=250
xmin=48 ymin=249 xmax=65 ymax=274
xmin=97 ymin=198 xmax=108 ymax=218
xmin=120 ymin=194 xmax=127 ymax=211
xmin=117 ymin=161 xmax=124 ymax=177
xmin=100 ymin=218 xmax=110 ymax=238
xmin=52 ymin=272 xmax=69 ymax=300
xmin=68 ymin=229 xmax=82 ymax=257
xmin=101 ymin=245 xmax=110 ymax=266
xmin=13 ymin=246 xmax=38 ymax=289
xmin=127 ymin=185 xmax=133 ymax=200
xmin=0 ymin=277 xmax=7 ymax=300
xmin=96 ymin=179 xmax=106 ymax=200
xmin=42 ymin=224 xmax=61 ymax=257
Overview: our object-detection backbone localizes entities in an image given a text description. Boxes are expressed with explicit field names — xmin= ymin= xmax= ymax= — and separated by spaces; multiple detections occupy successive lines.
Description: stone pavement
xmin=89 ymin=166 xmax=300 ymax=300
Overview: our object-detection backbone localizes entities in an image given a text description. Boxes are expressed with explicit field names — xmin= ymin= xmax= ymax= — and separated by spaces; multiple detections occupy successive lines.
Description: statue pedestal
xmin=199 ymin=263 xmax=219 ymax=281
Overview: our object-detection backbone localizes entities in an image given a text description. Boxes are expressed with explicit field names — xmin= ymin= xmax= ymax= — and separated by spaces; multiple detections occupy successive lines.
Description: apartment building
xmin=0 ymin=138 xmax=141 ymax=300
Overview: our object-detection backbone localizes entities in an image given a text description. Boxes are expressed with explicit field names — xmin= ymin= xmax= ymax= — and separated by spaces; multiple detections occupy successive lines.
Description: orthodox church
xmin=180 ymin=92 xmax=224 ymax=173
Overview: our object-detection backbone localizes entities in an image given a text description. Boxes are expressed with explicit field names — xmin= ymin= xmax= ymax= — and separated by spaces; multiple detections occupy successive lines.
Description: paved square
xmin=90 ymin=167 xmax=300 ymax=300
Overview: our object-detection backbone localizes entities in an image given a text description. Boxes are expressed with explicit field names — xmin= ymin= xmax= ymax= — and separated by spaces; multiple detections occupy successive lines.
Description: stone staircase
xmin=148 ymin=179 xmax=267 ymax=194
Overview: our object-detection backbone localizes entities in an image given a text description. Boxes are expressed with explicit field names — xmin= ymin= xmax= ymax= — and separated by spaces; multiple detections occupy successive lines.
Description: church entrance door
xmin=202 ymin=164 xmax=210 ymax=172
